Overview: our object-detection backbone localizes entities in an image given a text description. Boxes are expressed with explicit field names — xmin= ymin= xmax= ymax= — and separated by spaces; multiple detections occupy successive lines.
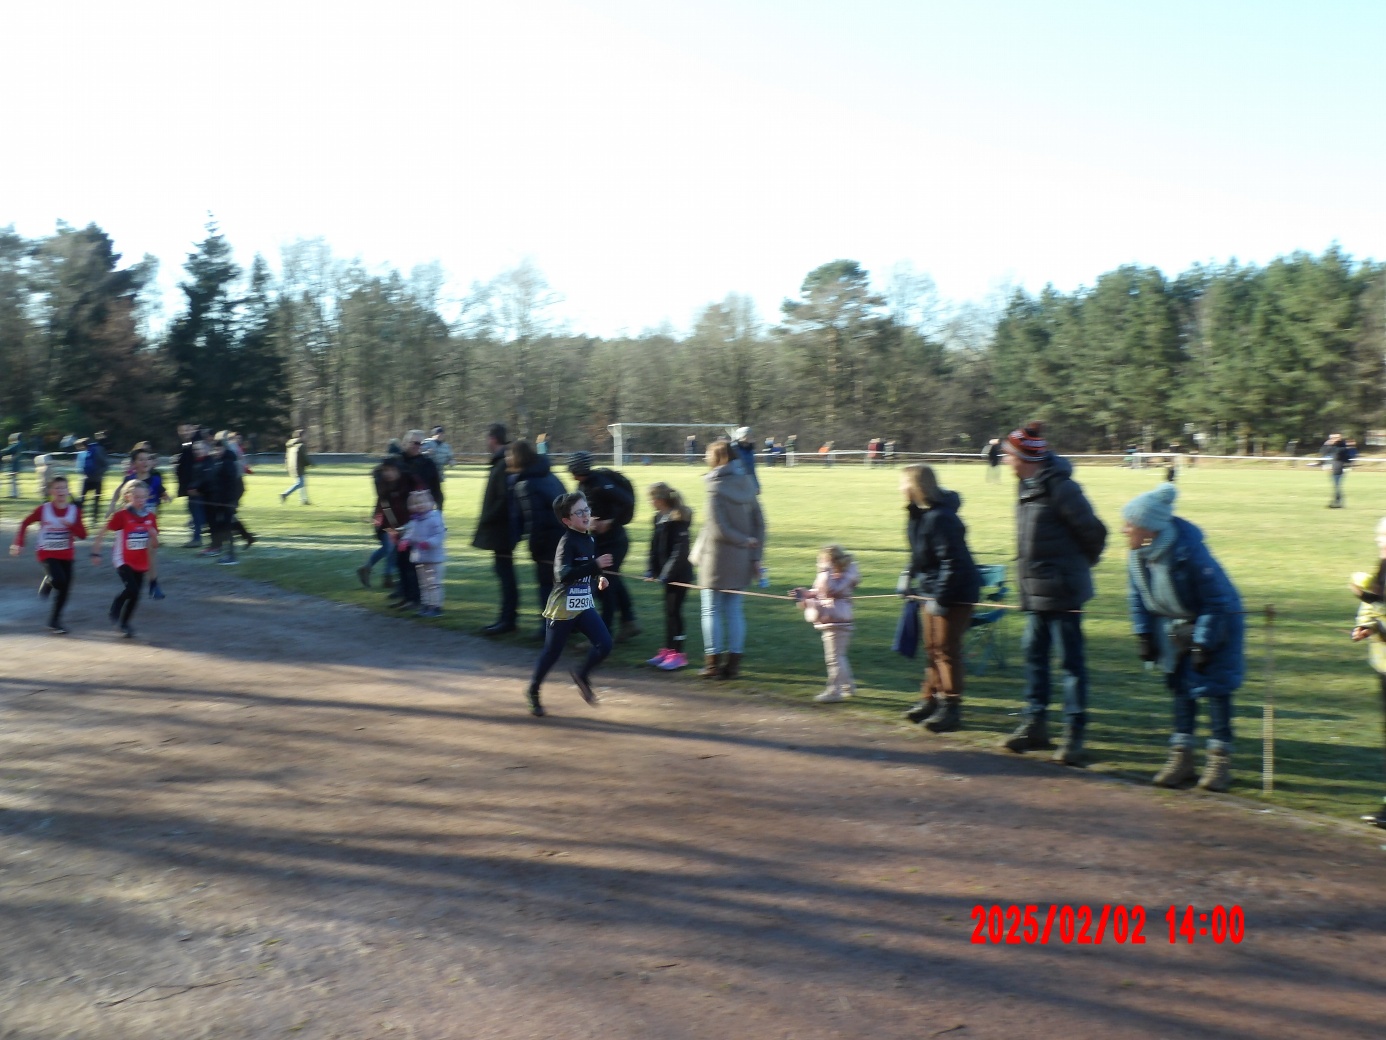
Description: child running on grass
xmin=644 ymin=481 xmax=693 ymax=670
xmin=10 ymin=475 xmax=87 ymax=634
xmin=89 ymin=480 xmax=158 ymax=639
xmin=790 ymin=545 xmax=861 ymax=703
xmin=400 ymin=489 xmax=446 ymax=618
xmin=1349 ymin=516 xmax=1386 ymax=829
xmin=524 ymin=492 xmax=614 ymax=717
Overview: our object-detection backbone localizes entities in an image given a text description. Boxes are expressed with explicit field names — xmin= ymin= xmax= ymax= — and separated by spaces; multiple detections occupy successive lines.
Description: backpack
xmin=83 ymin=443 xmax=108 ymax=479
xmin=595 ymin=468 xmax=636 ymax=527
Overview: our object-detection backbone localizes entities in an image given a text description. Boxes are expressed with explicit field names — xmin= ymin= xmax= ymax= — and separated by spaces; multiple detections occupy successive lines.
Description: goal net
xmin=607 ymin=423 xmax=738 ymax=466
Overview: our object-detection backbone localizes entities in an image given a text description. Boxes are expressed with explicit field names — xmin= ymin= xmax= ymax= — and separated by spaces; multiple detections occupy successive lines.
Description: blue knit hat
xmin=1122 ymin=481 xmax=1177 ymax=532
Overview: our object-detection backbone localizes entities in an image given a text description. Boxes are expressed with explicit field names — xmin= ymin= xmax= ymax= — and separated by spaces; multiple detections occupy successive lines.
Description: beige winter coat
xmin=692 ymin=463 xmax=765 ymax=590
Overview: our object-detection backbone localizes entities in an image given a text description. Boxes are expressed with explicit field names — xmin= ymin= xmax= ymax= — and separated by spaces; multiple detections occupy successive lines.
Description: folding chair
xmin=965 ymin=563 xmax=1009 ymax=675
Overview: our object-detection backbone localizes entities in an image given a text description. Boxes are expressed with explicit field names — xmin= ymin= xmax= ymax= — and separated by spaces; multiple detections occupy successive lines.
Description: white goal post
xmin=608 ymin=423 xmax=738 ymax=467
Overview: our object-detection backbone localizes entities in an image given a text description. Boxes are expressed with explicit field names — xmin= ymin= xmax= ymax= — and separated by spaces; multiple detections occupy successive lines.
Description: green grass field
xmin=8 ymin=457 xmax=1384 ymax=823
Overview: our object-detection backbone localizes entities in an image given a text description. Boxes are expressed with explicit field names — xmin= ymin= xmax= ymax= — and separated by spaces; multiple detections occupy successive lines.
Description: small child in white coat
xmin=790 ymin=545 xmax=861 ymax=703
xmin=400 ymin=490 xmax=446 ymax=617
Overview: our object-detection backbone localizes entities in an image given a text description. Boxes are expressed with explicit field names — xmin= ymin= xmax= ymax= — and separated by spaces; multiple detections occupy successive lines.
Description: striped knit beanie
xmin=1002 ymin=421 xmax=1048 ymax=463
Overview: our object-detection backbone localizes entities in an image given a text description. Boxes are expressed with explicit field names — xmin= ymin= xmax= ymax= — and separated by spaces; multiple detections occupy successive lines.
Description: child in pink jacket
xmin=791 ymin=545 xmax=861 ymax=703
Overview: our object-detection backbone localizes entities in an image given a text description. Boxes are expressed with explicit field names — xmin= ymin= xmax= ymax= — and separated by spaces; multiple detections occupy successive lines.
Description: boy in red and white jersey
xmin=89 ymin=481 xmax=159 ymax=639
xmin=9 ymin=475 xmax=87 ymax=634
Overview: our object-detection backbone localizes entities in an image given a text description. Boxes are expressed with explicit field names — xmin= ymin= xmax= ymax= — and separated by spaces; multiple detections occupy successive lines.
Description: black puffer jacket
xmin=648 ymin=509 xmax=694 ymax=584
xmin=906 ymin=491 xmax=981 ymax=608
xmin=1015 ymin=454 xmax=1107 ymax=612
xmin=510 ymin=456 xmax=567 ymax=563
xmin=472 ymin=447 xmax=509 ymax=551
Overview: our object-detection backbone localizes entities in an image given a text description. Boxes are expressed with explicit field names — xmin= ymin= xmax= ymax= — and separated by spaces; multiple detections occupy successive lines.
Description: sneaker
xmin=646 ymin=648 xmax=672 ymax=666
xmin=181 ymin=540 xmax=202 ymax=549
xmin=243 ymin=534 xmax=257 ymax=548
xmin=814 ymin=688 xmax=850 ymax=703
xmin=1361 ymin=805 xmax=1386 ymax=829
xmin=149 ymin=580 xmax=165 ymax=600
xmin=38 ymin=575 xmax=53 ymax=598
xmin=569 ymin=668 xmax=598 ymax=706
xmin=198 ymin=548 xmax=221 ymax=558
xmin=657 ymin=651 xmax=688 ymax=671
xmin=120 ymin=624 xmax=135 ymax=639
xmin=219 ymin=557 xmax=240 ymax=566
xmin=416 ymin=607 xmax=443 ymax=618
xmin=356 ymin=565 xmax=371 ymax=589
xmin=47 ymin=624 xmax=68 ymax=636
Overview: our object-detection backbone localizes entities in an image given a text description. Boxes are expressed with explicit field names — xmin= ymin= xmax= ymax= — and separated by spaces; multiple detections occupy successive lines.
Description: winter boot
xmin=698 ymin=653 xmax=723 ymax=679
xmin=1197 ymin=741 xmax=1232 ymax=792
xmin=1052 ymin=727 xmax=1087 ymax=767
xmin=720 ymin=652 xmax=742 ymax=680
xmin=1002 ymin=714 xmax=1052 ymax=753
xmin=904 ymin=694 xmax=939 ymax=724
xmin=923 ymin=698 xmax=962 ymax=733
xmin=1153 ymin=741 xmax=1197 ymax=787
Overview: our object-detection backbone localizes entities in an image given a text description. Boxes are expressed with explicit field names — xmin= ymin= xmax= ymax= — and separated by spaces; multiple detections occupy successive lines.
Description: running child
xmin=525 ymin=492 xmax=614 ymax=717
xmin=1349 ymin=516 xmax=1386 ymax=829
xmin=10 ymin=475 xmax=87 ymax=634
xmin=400 ymin=489 xmax=446 ymax=618
xmin=109 ymin=448 xmax=171 ymax=598
xmin=644 ymin=481 xmax=693 ymax=670
xmin=89 ymin=480 xmax=159 ymax=639
xmin=790 ymin=545 xmax=861 ymax=703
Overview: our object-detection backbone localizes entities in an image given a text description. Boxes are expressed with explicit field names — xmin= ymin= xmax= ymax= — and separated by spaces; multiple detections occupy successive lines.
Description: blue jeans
xmin=368 ymin=530 xmax=397 ymax=577
xmin=701 ymin=589 xmax=747 ymax=655
xmin=186 ymin=497 xmax=205 ymax=542
xmin=531 ymin=608 xmax=612 ymax=688
xmin=282 ymin=475 xmax=308 ymax=503
xmin=1022 ymin=611 xmax=1088 ymax=736
xmin=1330 ymin=471 xmax=1345 ymax=506
xmin=1169 ymin=660 xmax=1233 ymax=747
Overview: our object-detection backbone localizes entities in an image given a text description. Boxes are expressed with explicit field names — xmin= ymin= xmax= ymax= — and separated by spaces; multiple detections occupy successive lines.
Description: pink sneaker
xmin=646 ymin=648 xmax=672 ymax=666
xmin=657 ymin=651 xmax=688 ymax=671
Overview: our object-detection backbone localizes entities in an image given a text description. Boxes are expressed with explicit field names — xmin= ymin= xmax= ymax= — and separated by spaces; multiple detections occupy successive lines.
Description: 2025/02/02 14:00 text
xmin=970 ymin=904 xmax=1246 ymax=946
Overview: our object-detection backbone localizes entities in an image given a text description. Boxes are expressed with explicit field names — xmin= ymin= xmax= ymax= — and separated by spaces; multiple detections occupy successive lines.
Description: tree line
xmin=2 ymin=222 xmax=1382 ymax=456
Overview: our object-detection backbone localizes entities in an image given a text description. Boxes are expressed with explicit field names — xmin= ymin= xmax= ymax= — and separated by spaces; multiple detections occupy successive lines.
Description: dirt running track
xmin=1 ymin=543 xmax=1385 ymax=1040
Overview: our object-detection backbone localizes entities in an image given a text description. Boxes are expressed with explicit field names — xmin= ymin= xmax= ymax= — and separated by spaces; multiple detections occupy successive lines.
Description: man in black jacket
xmin=398 ymin=430 xmax=444 ymax=510
xmin=474 ymin=423 xmax=518 ymax=635
xmin=174 ymin=424 xmax=206 ymax=547
xmin=1324 ymin=433 xmax=1351 ymax=508
xmin=568 ymin=450 xmax=640 ymax=641
xmin=999 ymin=422 xmax=1107 ymax=765
xmin=200 ymin=437 xmax=245 ymax=565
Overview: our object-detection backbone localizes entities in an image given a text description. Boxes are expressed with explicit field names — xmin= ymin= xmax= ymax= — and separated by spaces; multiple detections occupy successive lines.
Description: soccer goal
xmin=607 ymin=423 xmax=738 ymax=466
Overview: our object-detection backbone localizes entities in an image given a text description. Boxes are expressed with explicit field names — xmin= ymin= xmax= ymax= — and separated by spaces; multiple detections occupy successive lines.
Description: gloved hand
xmin=1190 ymin=645 xmax=1210 ymax=673
xmin=1136 ymin=633 xmax=1157 ymax=662
xmin=923 ymin=598 xmax=948 ymax=617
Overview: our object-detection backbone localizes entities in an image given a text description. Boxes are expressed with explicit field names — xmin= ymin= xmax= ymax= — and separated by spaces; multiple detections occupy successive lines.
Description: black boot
xmin=904 ymin=694 xmax=938 ymax=724
xmin=1052 ymin=727 xmax=1087 ymax=767
xmin=526 ymin=684 xmax=544 ymax=717
xmin=924 ymin=698 xmax=962 ymax=733
xmin=1002 ymin=714 xmax=1052 ymax=753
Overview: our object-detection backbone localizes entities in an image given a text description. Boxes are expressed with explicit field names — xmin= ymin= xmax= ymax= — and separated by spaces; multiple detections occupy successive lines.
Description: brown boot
xmin=698 ymin=653 xmax=722 ymax=678
xmin=720 ymin=652 xmax=742 ymax=680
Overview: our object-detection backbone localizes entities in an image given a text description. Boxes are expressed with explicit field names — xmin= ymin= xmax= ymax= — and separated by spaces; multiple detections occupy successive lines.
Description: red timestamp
xmin=970 ymin=904 xmax=1149 ymax=945
xmin=1165 ymin=904 xmax=1246 ymax=944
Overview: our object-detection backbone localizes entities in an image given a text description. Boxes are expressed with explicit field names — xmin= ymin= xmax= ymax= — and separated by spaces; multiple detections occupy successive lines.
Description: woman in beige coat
xmin=691 ymin=440 xmax=765 ymax=679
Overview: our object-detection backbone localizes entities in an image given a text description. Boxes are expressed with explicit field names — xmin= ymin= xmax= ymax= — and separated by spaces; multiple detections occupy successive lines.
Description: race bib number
xmin=126 ymin=532 xmax=149 ymax=551
xmin=41 ymin=531 xmax=71 ymax=551
xmin=566 ymin=583 xmax=594 ymax=613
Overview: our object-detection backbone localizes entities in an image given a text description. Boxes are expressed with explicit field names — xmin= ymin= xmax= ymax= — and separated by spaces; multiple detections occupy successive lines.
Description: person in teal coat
xmin=1124 ymin=481 xmax=1244 ymax=792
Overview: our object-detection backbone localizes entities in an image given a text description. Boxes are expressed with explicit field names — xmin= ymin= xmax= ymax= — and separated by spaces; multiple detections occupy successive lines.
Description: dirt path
xmin=2 ymin=541 xmax=1385 ymax=1040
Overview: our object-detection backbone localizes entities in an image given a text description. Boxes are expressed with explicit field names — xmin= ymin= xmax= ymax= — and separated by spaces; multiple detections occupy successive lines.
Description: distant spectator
xmin=422 ymin=426 xmax=454 ymax=472
xmin=984 ymin=438 xmax=1002 ymax=482
xmin=78 ymin=431 xmax=110 ymax=524
xmin=280 ymin=429 xmax=311 ymax=505
xmin=475 ymin=423 xmax=518 ymax=635
xmin=3 ymin=432 xmax=23 ymax=498
xmin=1324 ymin=433 xmax=1351 ymax=508
xmin=732 ymin=427 xmax=759 ymax=490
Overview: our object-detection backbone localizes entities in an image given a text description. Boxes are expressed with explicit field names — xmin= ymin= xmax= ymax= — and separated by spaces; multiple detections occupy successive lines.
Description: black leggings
xmin=45 ymin=558 xmax=74 ymax=627
xmin=663 ymin=584 xmax=687 ymax=647
xmin=112 ymin=565 xmax=145 ymax=626
xmin=531 ymin=609 xmax=612 ymax=689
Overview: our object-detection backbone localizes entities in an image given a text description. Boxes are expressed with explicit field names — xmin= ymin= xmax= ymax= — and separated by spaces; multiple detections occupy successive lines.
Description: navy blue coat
xmin=509 ymin=456 xmax=567 ymax=562
xmin=1127 ymin=517 xmax=1244 ymax=698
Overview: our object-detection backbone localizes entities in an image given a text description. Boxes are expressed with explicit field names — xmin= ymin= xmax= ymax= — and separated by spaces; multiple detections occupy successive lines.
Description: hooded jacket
xmin=691 ymin=463 xmax=765 ymax=590
xmin=803 ymin=562 xmax=860 ymax=629
xmin=1127 ymin=516 xmax=1244 ymax=697
xmin=509 ymin=455 xmax=567 ymax=562
xmin=906 ymin=491 xmax=982 ymax=608
xmin=1015 ymin=453 xmax=1107 ymax=612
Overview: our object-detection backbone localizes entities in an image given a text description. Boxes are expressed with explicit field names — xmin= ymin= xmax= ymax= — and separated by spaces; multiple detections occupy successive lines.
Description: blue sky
xmin=3 ymin=0 xmax=1383 ymax=336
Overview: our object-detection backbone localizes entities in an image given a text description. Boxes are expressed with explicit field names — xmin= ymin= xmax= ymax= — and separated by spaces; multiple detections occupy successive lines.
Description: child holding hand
xmin=790 ymin=545 xmax=861 ymax=703
xmin=400 ymin=489 xmax=446 ymax=618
